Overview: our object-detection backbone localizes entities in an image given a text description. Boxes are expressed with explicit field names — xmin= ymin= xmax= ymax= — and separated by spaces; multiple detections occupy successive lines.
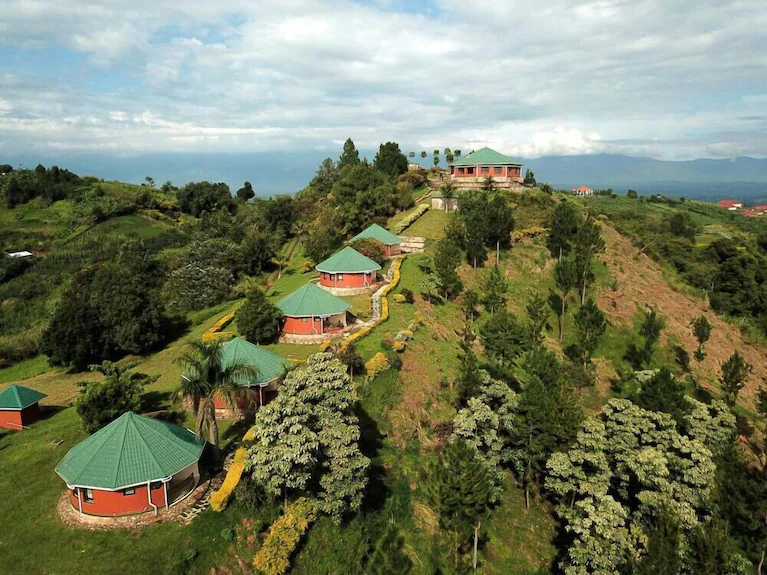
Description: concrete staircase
xmin=399 ymin=236 xmax=425 ymax=253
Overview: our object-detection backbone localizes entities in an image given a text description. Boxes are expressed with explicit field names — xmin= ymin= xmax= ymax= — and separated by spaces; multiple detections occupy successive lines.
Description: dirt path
xmin=597 ymin=224 xmax=766 ymax=409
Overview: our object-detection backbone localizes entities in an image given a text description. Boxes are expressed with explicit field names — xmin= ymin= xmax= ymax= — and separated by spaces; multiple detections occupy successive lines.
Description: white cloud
xmin=0 ymin=0 xmax=765 ymax=158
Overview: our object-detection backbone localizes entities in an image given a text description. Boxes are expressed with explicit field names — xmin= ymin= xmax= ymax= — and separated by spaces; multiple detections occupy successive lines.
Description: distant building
xmin=449 ymin=147 xmax=523 ymax=188
xmin=407 ymin=159 xmax=420 ymax=171
xmin=0 ymin=384 xmax=46 ymax=430
xmin=754 ymin=205 xmax=767 ymax=212
xmin=742 ymin=209 xmax=762 ymax=217
xmin=431 ymin=192 xmax=459 ymax=212
xmin=718 ymin=199 xmax=742 ymax=210
xmin=570 ymin=186 xmax=594 ymax=197
xmin=6 ymin=251 xmax=33 ymax=259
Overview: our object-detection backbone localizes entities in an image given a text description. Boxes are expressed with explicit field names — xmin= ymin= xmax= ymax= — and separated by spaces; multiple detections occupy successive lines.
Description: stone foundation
xmin=279 ymin=330 xmax=348 ymax=344
xmin=316 ymin=283 xmax=380 ymax=296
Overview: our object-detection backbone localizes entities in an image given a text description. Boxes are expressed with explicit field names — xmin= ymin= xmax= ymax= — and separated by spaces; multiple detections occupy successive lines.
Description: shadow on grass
xmin=38 ymin=405 xmax=66 ymax=422
xmin=142 ymin=390 xmax=173 ymax=413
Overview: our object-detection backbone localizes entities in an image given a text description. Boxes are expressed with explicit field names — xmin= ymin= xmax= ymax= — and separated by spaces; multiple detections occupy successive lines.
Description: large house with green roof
xmin=55 ymin=412 xmax=205 ymax=517
xmin=350 ymin=223 xmax=402 ymax=257
xmin=448 ymin=147 xmax=523 ymax=186
xmin=210 ymin=337 xmax=293 ymax=413
xmin=316 ymin=246 xmax=381 ymax=293
xmin=276 ymin=282 xmax=352 ymax=339
xmin=0 ymin=384 xmax=46 ymax=430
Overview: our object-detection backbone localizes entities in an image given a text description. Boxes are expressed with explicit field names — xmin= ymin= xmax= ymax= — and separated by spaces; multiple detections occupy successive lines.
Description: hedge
xmin=394 ymin=203 xmax=430 ymax=234
xmin=253 ymin=498 xmax=317 ymax=575
xmin=210 ymin=447 xmax=246 ymax=512
xmin=201 ymin=312 xmax=235 ymax=342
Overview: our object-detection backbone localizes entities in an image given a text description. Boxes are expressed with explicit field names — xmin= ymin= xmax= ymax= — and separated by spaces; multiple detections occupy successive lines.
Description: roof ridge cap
xmin=111 ymin=413 xmax=132 ymax=487
xmin=75 ymin=414 xmax=127 ymax=486
xmin=132 ymin=415 xmax=167 ymax=480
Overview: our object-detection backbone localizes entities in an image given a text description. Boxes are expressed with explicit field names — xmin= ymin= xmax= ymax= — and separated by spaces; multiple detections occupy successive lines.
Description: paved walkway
xmin=370 ymin=259 xmax=397 ymax=323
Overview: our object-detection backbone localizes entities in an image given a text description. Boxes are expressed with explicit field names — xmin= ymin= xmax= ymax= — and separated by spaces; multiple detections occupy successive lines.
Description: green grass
xmin=0 ymin=355 xmax=52 ymax=384
xmin=404 ymin=209 xmax=448 ymax=240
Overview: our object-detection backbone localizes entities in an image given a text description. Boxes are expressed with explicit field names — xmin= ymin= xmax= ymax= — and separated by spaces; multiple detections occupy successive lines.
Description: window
xmin=494 ymin=166 xmax=502 ymax=174
xmin=84 ymin=488 xmax=94 ymax=502
xmin=458 ymin=167 xmax=465 ymax=175
xmin=467 ymin=167 xmax=475 ymax=175
xmin=123 ymin=487 xmax=136 ymax=496
xmin=337 ymin=274 xmax=344 ymax=280
xmin=302 ymin=318 xmax=308 ymax=323
xmin=150 ymin=482 xmax=162 ymax=490
xmin=481 ymin=166 xmax=489 ymax=174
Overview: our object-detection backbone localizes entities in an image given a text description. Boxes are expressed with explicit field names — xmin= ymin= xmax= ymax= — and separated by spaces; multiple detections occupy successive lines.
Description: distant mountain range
xmin=3 ymin=152 xmax=767 ymax=203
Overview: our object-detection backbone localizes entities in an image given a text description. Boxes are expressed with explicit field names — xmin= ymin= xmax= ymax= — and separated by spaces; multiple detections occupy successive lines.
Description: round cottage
xmin=55 ymin=412 xmax=205 ymax=517
xmin=349 ymin=223 xmax=402 ymax=257
xmin=316 ymin=246 xmax=381 ymax=293
xmin=276 ymin=282 xmax=352 ymax=338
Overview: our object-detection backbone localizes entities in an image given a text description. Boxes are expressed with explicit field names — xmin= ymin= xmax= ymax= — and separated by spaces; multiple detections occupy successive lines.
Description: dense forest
xmin=1 ymin=144 xmax=767 ymax=575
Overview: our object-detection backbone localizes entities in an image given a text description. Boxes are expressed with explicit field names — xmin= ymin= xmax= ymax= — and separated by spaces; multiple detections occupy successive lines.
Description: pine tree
xmin=547 ymin=200 xmax=579 ymax=261
xmin=573 ymin=213 xmax=605 ymax=304
xmin=338 ymin=138 xmax=360 ymax=169
xmin=553 ymin=257 xmax=579 ymax=343
xmin=632 ymin=367 xmax=691 ymax=427
xmin=456 ymin=319 xmax=482 ymax=405
xmin=480 ymin=264 xmax=508 ymax=314
xmin=690 ymin=315 xmax=713 ymax=362
xmin=573 ymin=298 xmax=607 ymax=365
xmin=720 ymin=351 xmax=753 ymax=407
xmin=427 ymin=439 xmax=492 ymax=556
xmin=434 ymin=239 xmax=463 ymax=299
xmin=526 ymin=295 xmax=549 ymax=347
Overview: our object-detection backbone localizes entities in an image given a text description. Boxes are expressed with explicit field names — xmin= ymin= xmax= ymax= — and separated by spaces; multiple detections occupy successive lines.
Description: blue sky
xmin=1 ymin=0 xmax=766 ymax=162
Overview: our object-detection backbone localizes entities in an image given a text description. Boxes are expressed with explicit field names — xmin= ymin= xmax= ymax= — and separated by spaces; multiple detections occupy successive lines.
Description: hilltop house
xmin=0 ymin=384 xmax=46 ymax=430
xmin=448 ymin=147 xmax=523 ymax=189
xmin=316 ymin=246 xmax=381 ymax=294
xmin=276 ymin=283 xmax=352 ymax=340
xmin=350 ymin=224 xmax=402 ymax=257
xmin=55 ymin=412 xmax=205 ymax=517
xmin=570 ymin=186 xmax=594 ymax=197
xmin=718 ymin=199 xmax=742 ymax=210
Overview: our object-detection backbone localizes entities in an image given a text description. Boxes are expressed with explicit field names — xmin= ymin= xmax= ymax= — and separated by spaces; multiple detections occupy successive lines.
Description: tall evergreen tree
xmin=434 ymin=239 xmax=463 ymax=299
xmin=427 ymin=439 xmax=492 ymax=557
xmin=547 ymin=201 xmax=580 ymax=261
xmin=632 ymin=367 xmax=692 ymax=427
xmin=479 ymin=309 xmax=532 ymax=370
xmin=456 ymin=319 xmax=483 ymax=406
xmin=572 ymin=298 xmax=607 ymax=365
xmin=338 ymin=138 xmax=360 ymax=169
xmin=526 ymin=295 xmax=549 ymax=347
xmin=373 ymin=141 xmax=408 ymax=179
xmin=553 ymin=257 xmax=579 ymax=343
xmin=366 ymin=525 xmax=412 ymax=575
xmin=720 ymin=351 xmax=753 ymax=407
xmin=573 ymin=213 xmax=605 ymax=304
xmin=690 ymin=315 xmax=713 ymax=362
xmin=480 ymin=264 xmax=508 ymax=314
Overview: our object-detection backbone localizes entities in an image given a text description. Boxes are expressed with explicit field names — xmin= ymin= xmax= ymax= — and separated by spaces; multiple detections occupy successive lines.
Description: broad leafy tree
xmin=236 ymin=181 xmax=255 ymax=202
xmin=178 ymin=181 xmax=233 ymax=216
xmin=246 ymin=353 xmax=370 ymax=521
xmin=76 ymin=361 xmax=156 ymax=433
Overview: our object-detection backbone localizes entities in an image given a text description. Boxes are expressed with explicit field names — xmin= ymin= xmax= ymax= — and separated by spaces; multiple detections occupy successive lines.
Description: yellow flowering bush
xmin=253 ymin=498 xmax=316 ymax=575
xmin=339 ymin=325 xmax=373 ymax=352
xmin=393 ymin=294 xmax=406 ymax=303
xmin=365 ymin=352 xmax=390 ymax=379
xmin=392 ymin=340 xmax=407 ymax=352
xmin=380 ymin=297 xmax=389 ymax=321
xmin=318 ymin=339 xmax=333 ymax=352
xmin=400 ymin=329 xmax=414 ymax=339
xmin=242 ymin=427 xmax=256 ymax=442
xmin=210 ymin=448 xmax=246 ymax=512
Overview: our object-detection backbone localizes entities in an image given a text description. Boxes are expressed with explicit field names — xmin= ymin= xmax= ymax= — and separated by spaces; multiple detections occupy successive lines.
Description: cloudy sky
xmin=1 ymin=0 xmax=766 ymax=161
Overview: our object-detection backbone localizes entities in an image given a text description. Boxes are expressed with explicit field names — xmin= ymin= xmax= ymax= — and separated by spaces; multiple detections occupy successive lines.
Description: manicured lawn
xmin=404 ymin=209 xmax=448 ymax=240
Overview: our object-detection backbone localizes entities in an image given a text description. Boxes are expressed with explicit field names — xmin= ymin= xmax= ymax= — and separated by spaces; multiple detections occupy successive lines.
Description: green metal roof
xmin=276 ymin=283 xmax=351 ymax=317
xmin=350 ymin=223 xmax=401 ymax=246
xmin=220 ymin=337 xmax=292 ymax=387
xmin=449 ymin=147 xmax=522 ymax=166
xmin=55 ymin=412 xmax=205 ymax=489
xmin=0 ymin=384 xmax=46 ymax=410
xmin=316 ymin=246 xmax=381 ymax=274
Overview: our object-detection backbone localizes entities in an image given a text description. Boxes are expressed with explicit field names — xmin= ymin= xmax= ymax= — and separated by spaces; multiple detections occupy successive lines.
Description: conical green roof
xmin=316 ymin=246 xmax=381 ymax=274
xmin=450 ymin=147 xmax=521 ymax=166
xmin=55 ymin=412 xmax=205 ymax=489
xmin=277 ymin=283 xmax=351 ymax=317
xmin=221 ymin=337 xmax=292 ymax=387
xmin=0 ymin=384 xmax=46 ymax=410
xmin=350 ymin=223 xmax=401 ymax=246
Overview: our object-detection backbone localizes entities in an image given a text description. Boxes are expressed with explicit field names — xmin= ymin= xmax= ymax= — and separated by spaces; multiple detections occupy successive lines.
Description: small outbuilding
xmin=570 ymin=186 xmax=594 ymax=197
xmin=0 ymin=384 xmax=46 ymax=430
xmin=211 ymin=337 xmax=292 ymax=414
xmin=55 ymin=412 xmax=205 ymax=517
xmin=277 ymin=283 xmax=352 ymax=338
xmin=316 ymin=246 xmax=381 ymax=294
xmin=431 ymin=192 xmax=459 ymax=212
xmin=350 ymin=224 xmax=402 ymax=257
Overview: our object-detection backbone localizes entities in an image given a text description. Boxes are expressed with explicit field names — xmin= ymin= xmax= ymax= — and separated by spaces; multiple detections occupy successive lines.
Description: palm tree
xmin=481 ymin=175 xmax=495 ymax=191
xmin=273 ymin=252 xmax=290 ymax=279
xmin=175 ymin=339 xmax=258 ymax=459
xmin=439 ymin=181 xmax=456 ymax=213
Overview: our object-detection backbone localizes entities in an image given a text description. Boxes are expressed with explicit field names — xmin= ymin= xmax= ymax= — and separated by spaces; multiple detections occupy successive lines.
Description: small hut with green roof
xmin=276 ymin=283 xmax=352 ymax=339
xmin=212 ymin=337 xmax=293 ymax=413
xmin=350 ymin=223 xmax=402 ymax=257
xmin=316 ymin=246 xmax=381 ymax=294
xmin=55 ymin=412 xmax=205 ymax=517
xmin=0 ymin=384 xmax=46 ymax=430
